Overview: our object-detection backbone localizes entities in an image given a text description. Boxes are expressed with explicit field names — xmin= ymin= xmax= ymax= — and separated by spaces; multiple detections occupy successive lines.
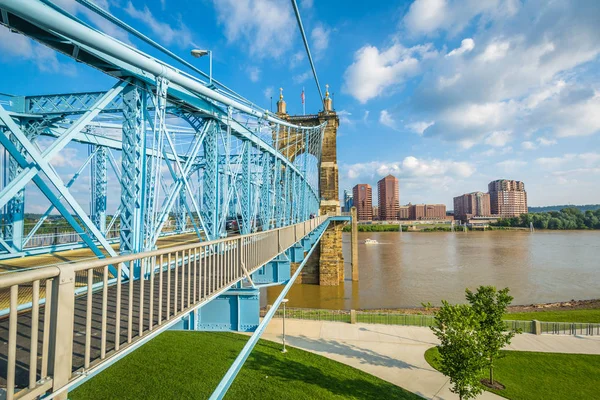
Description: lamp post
xmin=190 ymin=49 xmax=212 ymax=85
xmin=281 ymin=298 xmax=289 ymax=353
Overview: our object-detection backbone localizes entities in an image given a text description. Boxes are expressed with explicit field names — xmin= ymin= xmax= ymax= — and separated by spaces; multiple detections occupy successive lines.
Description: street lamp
xmin=190 ymin=49 xmax=212 ymax=85
xmin=281 ymin=298 xmax=289 ymax=353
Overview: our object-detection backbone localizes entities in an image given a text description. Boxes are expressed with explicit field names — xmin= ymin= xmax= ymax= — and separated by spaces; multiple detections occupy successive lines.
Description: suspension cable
xmin=290 ymin=0 xmax=324 ymax=105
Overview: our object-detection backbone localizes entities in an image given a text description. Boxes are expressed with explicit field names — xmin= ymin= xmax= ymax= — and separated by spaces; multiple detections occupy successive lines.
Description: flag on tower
xmin=301 ymin=87 xmax=305 ymax=115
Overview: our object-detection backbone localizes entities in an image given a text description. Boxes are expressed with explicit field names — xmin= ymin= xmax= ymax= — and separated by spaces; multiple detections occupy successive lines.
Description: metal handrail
xmin=0 ymin=216 xmax=328 ymax=400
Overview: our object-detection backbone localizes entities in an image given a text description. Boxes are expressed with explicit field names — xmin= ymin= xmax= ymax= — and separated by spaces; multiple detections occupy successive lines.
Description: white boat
xmin=364 ymin=238 xmax=379 ymax=245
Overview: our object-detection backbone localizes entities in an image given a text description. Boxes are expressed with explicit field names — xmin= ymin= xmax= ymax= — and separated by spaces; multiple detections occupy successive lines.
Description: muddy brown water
xmin=265 ymin=231 xmax=600 ymax=309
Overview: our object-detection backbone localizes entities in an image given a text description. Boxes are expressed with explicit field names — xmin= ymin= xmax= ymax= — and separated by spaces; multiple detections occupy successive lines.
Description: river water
xmin=265 ymin=231 xmax=600 ymax=309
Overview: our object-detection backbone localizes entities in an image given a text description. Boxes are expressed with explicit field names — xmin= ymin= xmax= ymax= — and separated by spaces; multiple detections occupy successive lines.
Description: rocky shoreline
xmin=361 ymin=299 xmax=600 ymax=315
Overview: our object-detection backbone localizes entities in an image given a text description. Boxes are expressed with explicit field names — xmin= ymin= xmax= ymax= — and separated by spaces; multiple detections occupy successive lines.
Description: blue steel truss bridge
xmin=0 ymin=1 xmax=352 ymax=399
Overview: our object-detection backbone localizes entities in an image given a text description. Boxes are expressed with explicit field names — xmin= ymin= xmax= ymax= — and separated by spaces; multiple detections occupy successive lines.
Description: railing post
xmin=48 ymin=267 xmax=76 ymax=399
xmin=533 ymin=319 xmax=541 ymax=335
xmin=350 ymin=309 xmax=356 ymax=324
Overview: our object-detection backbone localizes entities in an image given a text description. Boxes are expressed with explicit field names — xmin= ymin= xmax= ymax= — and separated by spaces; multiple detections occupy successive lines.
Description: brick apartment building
xmin=488 ymin=179 xmax=528 ymax=217
xmin=453 ymin=191 xmax=491 ymax=221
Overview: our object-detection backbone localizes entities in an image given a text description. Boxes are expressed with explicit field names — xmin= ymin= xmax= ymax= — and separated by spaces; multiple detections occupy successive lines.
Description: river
xmin=265 ymin=231 xmax=600 ymax=309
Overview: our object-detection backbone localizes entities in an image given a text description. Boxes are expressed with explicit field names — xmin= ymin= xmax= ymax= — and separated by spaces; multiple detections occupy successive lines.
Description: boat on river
xmin=364 ymin=238 xmax=379 ymax=245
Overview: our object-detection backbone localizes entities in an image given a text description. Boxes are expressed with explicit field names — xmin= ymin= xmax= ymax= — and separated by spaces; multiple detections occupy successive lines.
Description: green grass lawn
xmin=505 ymin=308 xmax=600 ymax=323
xmin=71 ymin=331 xmax=420 ymax=400
xmin=424 ymin=347 xmax=600 ymax=400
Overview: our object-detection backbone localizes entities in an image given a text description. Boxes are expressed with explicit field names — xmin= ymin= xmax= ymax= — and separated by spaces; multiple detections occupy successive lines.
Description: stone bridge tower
xmin=275 ymin=87 xmax=344 ymax=285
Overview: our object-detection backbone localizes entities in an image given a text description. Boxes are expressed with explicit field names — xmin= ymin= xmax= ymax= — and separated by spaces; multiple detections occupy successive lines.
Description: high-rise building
xmin=352 ymin=184 xmax=373 ymax=221
xmin=377 ymin=175 xmax=399 ymax=221
xmin=488 ymin=179 xmax=528 ymax=217
xmin=453 ymin=191 xmax=491 ymax=221
xmin=343 ymin=189 xmax=354 ymax=212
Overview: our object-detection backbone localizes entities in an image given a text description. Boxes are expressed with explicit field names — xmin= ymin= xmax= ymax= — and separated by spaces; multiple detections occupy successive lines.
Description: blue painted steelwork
xmin=196 ymin=288 xmax=260 ymax=332
xmin=91 ymin=145 xmax=107 ymax=234
xmin=240 ymin=142 xmax=251 ymax=235
xmin=251 ymin=254 xmax=291 ymax=285
xmin=203 ymin=122 xmax=219 ymax=240
xmin=120 ymin=82 xmax=147 ymax=261
xmin=209 ymin=219 xmax=330 ymax=400
xmin=259 ymin=152 xmax=271 ymax=230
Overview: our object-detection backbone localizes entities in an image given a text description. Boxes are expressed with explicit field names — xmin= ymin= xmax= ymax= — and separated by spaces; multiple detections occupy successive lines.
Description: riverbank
xmin=360 ymin=299 xmax=600 ymax=322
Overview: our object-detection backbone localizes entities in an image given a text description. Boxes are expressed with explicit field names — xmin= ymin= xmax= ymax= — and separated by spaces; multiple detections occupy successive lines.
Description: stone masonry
xmin=275 ymin=87 xmax=344 ymax=285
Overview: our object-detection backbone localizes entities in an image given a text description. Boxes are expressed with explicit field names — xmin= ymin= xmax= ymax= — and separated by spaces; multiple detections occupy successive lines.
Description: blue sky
xmin=1 ymin=0 xmax=600 ymax=209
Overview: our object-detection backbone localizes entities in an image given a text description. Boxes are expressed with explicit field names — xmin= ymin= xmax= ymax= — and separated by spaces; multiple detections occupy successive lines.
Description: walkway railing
xmin=265 ymin=307 xmax=600 ymax=336
xmin=0 ymin=216 xmax=328 ymax=400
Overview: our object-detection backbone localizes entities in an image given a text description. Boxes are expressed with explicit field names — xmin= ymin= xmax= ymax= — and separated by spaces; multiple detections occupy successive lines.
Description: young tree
xmin=466 ymin=286 xmax=520 ymax=385
xmin=431 ymin=301 xmax=486 ymax=400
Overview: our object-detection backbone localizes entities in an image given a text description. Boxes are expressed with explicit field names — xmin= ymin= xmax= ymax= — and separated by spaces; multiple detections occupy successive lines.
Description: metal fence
xmin=540 ymin=321 xmax=600 ymax=336
xmin=0 ymin=216 xmax=328 ymax=400
xmin=266 ymin=307 xmax=600 ymax=337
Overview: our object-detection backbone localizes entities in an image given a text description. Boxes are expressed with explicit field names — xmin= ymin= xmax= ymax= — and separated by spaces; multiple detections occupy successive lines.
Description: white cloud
xmin=211 ymin=0 xmax=295 ymax=58
xmin=484 ymin=130 xmax=512 ymax=147
xmin=478 ymin=40 xmax=510 ymax=62
xmin=536 ymin=153 xmax=600 ymax=170
xmin=264 ymin=87 xmax=274 ymax=99
xmin=446 ymin=38 xmax=475 ymax=57
xmin=300 ymin=0 xmax=314 ymax=8
xmin=124 ymin=2 xmax=192 ymax=47
xmin=0 ymin=26 xmax=76 ymax=75
xmin=522 ymin=137 xmax=558 ymax=150
xmin=521 ymin=141 xmax=536 ymax=150
xmin=290 ymin=51 xmax=305 ymax=68
xmin=246 ymin=66 xmax=261 ymax=82
xmin=343 ymin=156 xmax=475 ymax=181
xmin=50 ymin=148 xmax=80 ymax=168
xmin=407 ymin=1 xmax=600 ymax=146
xmin=406 ymin=121 xmax=435 ymax=135
xmin=338 ymin=110 xmax=353 ymax=126
xmin=535 ymin=154 xmax=575 ymax=169
xmin=537 ymin=137 xmax=557 ymax=146
xmin=311 ymin=24 xmax=330 ymax=56
xmin=363 ymin=110 xmax=370 ymax=123
xmin=379 ymin=110 xmax=397 ymax=130
xmin=496 ymin=159 xmax=527 ymax=173
xmin=402 ymin=0 xmax=518 ymax=36
xmin=343 ymin=44 xmax=429 ymax=103
xmin=293 ymin=70 xmax=311 ymax=84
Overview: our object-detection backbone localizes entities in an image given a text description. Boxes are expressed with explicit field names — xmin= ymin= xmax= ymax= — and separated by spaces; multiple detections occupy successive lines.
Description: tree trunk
xmin=490 ymin=363 xmax=494 ymax=384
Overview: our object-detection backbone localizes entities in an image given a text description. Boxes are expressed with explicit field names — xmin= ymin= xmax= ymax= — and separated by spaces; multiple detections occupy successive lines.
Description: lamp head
xmin=191 ymin=49 xmax=209 ymax=58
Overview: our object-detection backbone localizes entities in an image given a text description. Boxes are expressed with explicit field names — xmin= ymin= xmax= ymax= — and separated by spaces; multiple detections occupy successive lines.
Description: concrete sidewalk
xmin=259 ymin=319 xmax=600 ymax=400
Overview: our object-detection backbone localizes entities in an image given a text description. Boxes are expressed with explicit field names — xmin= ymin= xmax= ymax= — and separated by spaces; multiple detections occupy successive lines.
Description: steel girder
xmin=202 ymin=122 xmax=219 ymax=240
xmin=240 ymin=142 xmax=252 ymax=235
xmin=91 ymin=145 xmax=108 ymax=234
xmin=259 ymin=153 xmax=271 ymax=231
xmin=119 ymin=82 xmax=147 ymax=260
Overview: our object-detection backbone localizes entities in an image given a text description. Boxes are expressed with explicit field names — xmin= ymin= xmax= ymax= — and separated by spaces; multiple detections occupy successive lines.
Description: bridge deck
xmin=0 ymin=262 xmax=227 ymax=390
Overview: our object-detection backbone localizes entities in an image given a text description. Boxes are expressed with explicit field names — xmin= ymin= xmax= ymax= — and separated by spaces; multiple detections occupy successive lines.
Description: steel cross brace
xmin=0 ymin=80 xmax=128 ymax=211
xmin=0 ymin=105 xmax=118 ymax=260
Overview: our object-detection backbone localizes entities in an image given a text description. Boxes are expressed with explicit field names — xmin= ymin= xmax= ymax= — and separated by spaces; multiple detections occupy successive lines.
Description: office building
xmin=352 ymin=184 xmax=373 ymax=221
xmin=343 ymin=189 xmax=354 ymax=212
xmin=377 ymin=174 xmax=399 ymax=221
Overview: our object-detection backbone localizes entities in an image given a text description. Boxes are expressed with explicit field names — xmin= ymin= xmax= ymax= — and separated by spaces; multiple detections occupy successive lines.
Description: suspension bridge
xmin=0 ymin=1 xmax=358 ymax=399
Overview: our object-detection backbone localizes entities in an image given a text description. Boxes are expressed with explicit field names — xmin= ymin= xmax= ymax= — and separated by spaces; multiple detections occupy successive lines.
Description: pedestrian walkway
xmin=260 ymin=319 xmax=600 ymax=400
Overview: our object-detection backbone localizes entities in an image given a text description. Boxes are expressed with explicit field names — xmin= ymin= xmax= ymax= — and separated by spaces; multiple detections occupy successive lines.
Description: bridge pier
xmin=275 ymin=87 xmax=350 ymax=286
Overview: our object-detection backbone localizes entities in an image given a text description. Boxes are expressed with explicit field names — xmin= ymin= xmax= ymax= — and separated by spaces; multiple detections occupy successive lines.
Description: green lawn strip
xmin=424 ymin=347 xmax=600 ymax=400
xmin=504 ymin=308 xmax=600 ymax=323
xmin=71 ymin=331 xmax=419 ymax=400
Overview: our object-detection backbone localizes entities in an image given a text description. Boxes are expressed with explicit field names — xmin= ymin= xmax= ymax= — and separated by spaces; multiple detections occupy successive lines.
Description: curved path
xmin=259 ymin=319 xmax=600 ymax=399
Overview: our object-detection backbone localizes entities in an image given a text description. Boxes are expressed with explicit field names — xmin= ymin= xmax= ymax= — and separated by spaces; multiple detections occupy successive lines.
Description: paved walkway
xmin=260 ymin=319 xmax=600 ymax=400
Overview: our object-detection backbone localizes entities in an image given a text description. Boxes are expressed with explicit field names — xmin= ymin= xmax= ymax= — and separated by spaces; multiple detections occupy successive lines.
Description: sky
xmin=1 ymin=0 xmax=600 ymax=210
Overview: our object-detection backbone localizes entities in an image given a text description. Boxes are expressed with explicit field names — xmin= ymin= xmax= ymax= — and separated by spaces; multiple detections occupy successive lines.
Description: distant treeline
xmin=342 ymin=224 xmax=407 ymax=232
xmin=528 ymin=204 xmax=600 ymax=213
xmin=494 ymin=207 xmax=600 ymax=230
